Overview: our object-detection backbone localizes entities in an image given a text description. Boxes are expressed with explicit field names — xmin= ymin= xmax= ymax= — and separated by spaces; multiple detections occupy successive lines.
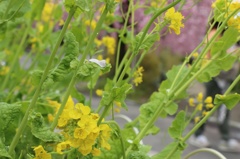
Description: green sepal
xmin=28 ymin=112 xmax=63 ymax=142
xmin=214 ymin=94 xmax=240 ymax=110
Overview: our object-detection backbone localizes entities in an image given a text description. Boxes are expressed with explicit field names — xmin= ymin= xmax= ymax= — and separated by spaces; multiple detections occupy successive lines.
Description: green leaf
xmin=127 ymin=149 xmax=151 ymax=159
xmin=42 ymin=31 xmax=79 ymax=89
xmin=159 ymin=65 xmax=189 ymax=100
xmin=152 ymin=142 xmax=181 ymax=159
xmin=134 ymin=32 xmax=159 ymax=52
xmin=211 ymin=27 xmax=239 ymax=56
xmin=93 ymin=138 xmax=122 ymax=159
xmin=214 ymin=94 xmax=240 ymax=110
xmin=197 ymin=53 xmax=237 ymax=82
xmin=0 ymin=102 xmax=21 ymax=131
xmin=100 ymin=80 xmax=132 ymax=110
xmin=30 ymin=70 xmax=43 ymax=86
xmin=168 ymin=111 xmax=186 ymax=139
xmin=28 ymin=112 xmax=63 ymax=142
xmin=71 ymin=86 xmax=85 ymax=103
xmin=164 ymin=102 xmax=178 ymax=115
xmin=0 ymin=138 xmax=11 ymax=159
xmin=76 ymin=0 xmax=90 ymax=12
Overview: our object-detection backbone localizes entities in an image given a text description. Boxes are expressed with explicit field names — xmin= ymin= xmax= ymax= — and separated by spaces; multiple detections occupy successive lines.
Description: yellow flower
xmin=41 ymin=2 xmax=55 ymax=22
xmin=33 ymin=145 xmax=52 ymax=159
xmin=48 ymin=114 xmax=54 ymax=122
xmin=133 ymin=66 xmax=144 ymax=86
xmin=197 ymin=103 xmax=203 ymax=111
xmin=192 ymin=52 xmax=199 ymax=59
xmin=74 ymin=128 xmax=89 ymax=139
xmin=57 ymin=110 xmax=70 ymax=127
xmin=96 ymin=89 xmax=103 ymax=96
xmin=206 ymin=103 xmax=214 ymax=109
xmin=165 ymin=7 xmax=184 ymax=35
xmin=204 ymin=96 xmax=213 ymax=104
xmin=188 ymin=98 xmax=195 ymax=107
xmin=56 ymin=141 xmax=69 ymax=154
xmin=65 ymin=96 xmax=75 ymax=109
xmin=85 ymin=20 xmax=97 ymax=30
xmin=76 ymin=103 xmax=91 ymax=115
xmin=151 ymin=2 xmax=157 ymax=7
xmin=133 ymin=77 xmax=143 ymax=86
xmin=194 ymin=116 xmax=200 ymax=124
xmin=202 ymin=110 xmax=209 ymax=116
xmin=0 ymin=66 xmax=10 ymax=75
xmin=95 ymin=39 xmax=102 ymax=47
xmin=92 ymin=148 xmax=101 ymax=156
xmin=197 ymin=92 xmax=203 ymax=102
xmin=102 ymin=36 xmax=116 ymax=55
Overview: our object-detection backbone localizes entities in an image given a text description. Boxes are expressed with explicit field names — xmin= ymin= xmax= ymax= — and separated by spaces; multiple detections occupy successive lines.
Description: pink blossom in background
xmin=160 ymin=0 xmax=215 ymax=55
xmin=114 ymin=0 xmax=215 ymax=56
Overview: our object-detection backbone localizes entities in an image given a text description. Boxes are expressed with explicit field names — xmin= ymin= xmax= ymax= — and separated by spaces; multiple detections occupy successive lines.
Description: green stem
xmin=8 ymin=7 xmax=76 ymax=155
xmin=79 ymin=4 xmax=108 ymax=64
xmin=50 ymin=74 xmax=77 ymax=130
xmin=117 ymin=0 xmax=181 ymax=85
xmin=51 ymin=3 xmax=110 ymax=129
xmin=184 ymin=148 xmax=226 ymax=159
xmin=103 ymin=121 xmax=126 ymax=159
xmin=97 ymin=102 xmax=112 ymax=125
xmin=134 ymin=0 xmax=181 ymax=54
xmin=113 ymin=49 xmax=130 ymax=83
xmin=165 ymin=73 xmax=240 ymax=159
xmin=1 ymin=23 xmax=30 ymax=91
xmin=3 ymin=0 xmax=14 ymax=19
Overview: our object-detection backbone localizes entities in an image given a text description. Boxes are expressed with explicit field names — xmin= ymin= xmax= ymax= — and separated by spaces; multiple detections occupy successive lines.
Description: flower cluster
xmin=33 ymin=145 xmax=51 ymax=159
xmin=212 ymin=0 xmax=240 ymax=31
xmin=49 ymin=97 xmax=112 ymax=156
xmin=164 ymin=7 xmax=184 ymax=35
xmin=102 ymin=36 xmax=116 ymax=55
xmin=133 ymin=66 xmax=144 ymax=86
xmin=188 ymin=92 xmax=214 ymax=123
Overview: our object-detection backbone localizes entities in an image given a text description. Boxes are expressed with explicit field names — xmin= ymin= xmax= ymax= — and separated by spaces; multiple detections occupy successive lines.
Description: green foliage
xmin=210 ymin=27 xmax=239 ymax=56
xmin=134 ymin=32 xmax=159 ymax=53
xmin=28 ymin=112 xmax=63 ymax=142
xmin=152 ymin=142 xmax=181 ymax=159
xmin=168 ymin=111 xmax=186 ymax=139
xmin=126 ymin=145 xmax=151 ymax=159
xmin=0 ymin=0 xmax=30 ymax=39
xmin=0 ymin=138 xmax=11 ymax=159
xmin=197 ymin=53 xmax=237 ymax=82
xmin=0 ymin=102 xmax=21 ymax=133
xmin=29 ymin=0 xmax=46 ymax=20
xmin=42 ymin=31 xmax=79 ymax=89
xmin=100 ymin=79 xmax=132 ymax=110
xmin=93 ymin=138 xmax=122 ymax=159
xmin=159 ymin=65 xmax=189 ymax=100
xmin=0 ymin=102 xmax=21 ymax=158
xmin=214 ymin=94 xmax=240 ymax=110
